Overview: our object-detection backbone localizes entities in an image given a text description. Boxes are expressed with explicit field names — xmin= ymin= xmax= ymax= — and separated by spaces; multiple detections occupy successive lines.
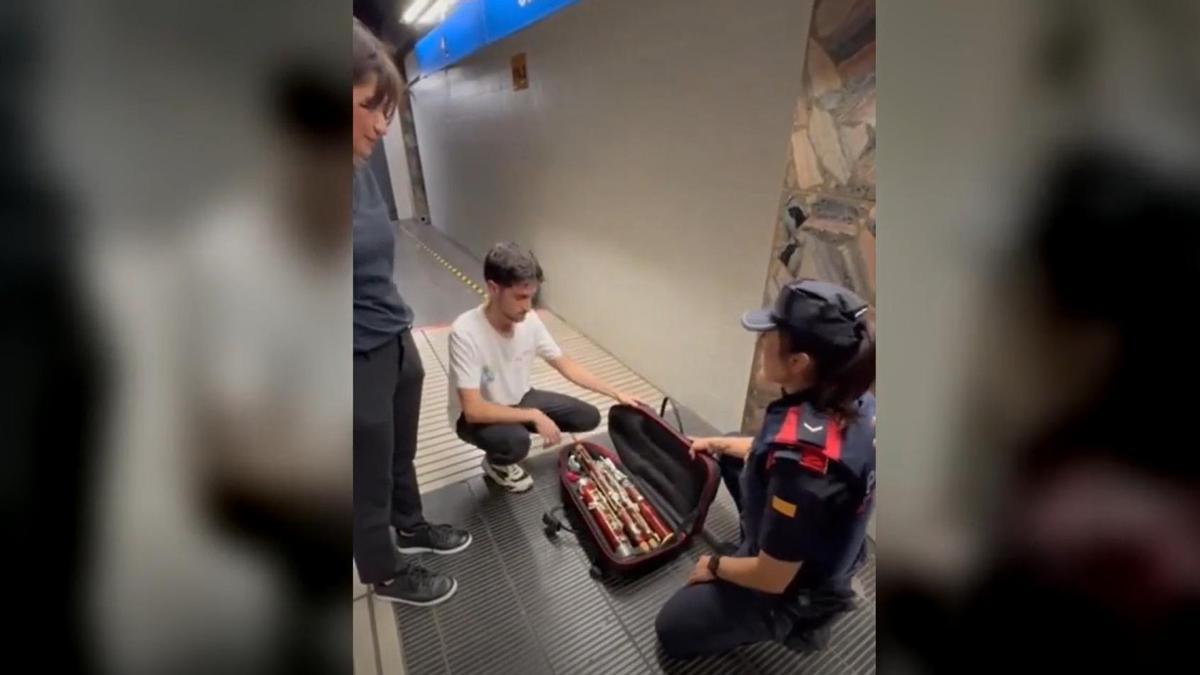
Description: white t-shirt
xmin=448 ymin=306 xmax=563 ymax=425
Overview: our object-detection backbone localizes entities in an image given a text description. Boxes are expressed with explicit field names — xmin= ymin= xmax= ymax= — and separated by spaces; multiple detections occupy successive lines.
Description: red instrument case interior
xmin=544 ymin=402 xmax=720 ymax=577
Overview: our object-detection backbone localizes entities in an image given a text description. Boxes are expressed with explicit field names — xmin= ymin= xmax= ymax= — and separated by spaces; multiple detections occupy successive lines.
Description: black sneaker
xmin=374 ymin=563 xmax=458 ymax=607
xmin=396 ymin=523 xmax=472 ymax=555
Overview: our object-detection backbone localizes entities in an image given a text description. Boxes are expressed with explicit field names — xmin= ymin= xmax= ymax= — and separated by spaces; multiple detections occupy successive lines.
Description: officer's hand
xmin=688 ymin=555 xmax=716 ymax=585
xmin=689 ymin=438 xmax=724 ymax=459
xmin=532 ymin=411 xmax=562 ymax=446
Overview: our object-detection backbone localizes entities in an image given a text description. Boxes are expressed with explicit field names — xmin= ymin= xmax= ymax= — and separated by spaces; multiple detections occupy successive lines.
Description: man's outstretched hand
xmin=615 ymin=391 xmax=645 ymax=408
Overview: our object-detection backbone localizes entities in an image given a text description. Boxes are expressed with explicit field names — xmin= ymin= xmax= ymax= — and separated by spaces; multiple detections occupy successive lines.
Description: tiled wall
xmin=741 ymin=0 xmax=876 ymax=433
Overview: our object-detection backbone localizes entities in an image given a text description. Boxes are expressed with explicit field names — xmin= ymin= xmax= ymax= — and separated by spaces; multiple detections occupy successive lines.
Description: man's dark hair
xmin=484 ymin=242 xmax=544 ymax=287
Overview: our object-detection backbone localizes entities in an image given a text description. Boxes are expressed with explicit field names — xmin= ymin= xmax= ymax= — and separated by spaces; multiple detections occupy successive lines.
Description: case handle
xmin=659 ymin=397 xmax=686 ymax=436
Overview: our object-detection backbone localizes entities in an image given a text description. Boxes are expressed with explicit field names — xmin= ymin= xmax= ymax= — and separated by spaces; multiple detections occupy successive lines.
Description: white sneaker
xmin=481 ymin=458 xmax=534 ymax=493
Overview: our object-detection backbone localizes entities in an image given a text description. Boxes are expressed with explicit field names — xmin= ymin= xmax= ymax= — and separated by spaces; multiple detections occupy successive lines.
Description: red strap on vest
xmin=768 ymin=404 xmax=844 ymax=475
xmin=772 ymin=407 xmax=801 ymax=445
xmin=824 ymin=421 xmax=843 ymax=462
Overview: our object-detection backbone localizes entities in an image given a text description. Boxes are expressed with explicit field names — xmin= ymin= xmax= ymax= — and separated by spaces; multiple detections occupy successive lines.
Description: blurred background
xmin=7 ymin=1 xmax=350 ymax=673
xmin=2 ymin=0 xmax=1197 ymax=673
xmin=878 ymin=0 xmax=1200 ymax=671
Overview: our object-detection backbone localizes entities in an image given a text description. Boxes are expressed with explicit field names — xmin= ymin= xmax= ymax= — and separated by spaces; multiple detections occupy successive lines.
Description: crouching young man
xmin=448 ymin=243 xmax=642 ymax=492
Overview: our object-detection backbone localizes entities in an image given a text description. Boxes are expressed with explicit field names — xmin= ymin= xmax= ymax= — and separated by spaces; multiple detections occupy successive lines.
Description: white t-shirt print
xmin=447 ymin=306 xmax=564 ymax=425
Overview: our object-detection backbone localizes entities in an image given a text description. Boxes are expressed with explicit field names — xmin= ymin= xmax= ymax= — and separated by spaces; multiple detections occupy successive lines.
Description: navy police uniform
xmin=655 ymin=279 xmax=875 ymax=659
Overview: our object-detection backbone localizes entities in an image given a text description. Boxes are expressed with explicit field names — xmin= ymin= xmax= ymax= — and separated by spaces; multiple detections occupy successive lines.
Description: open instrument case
xmin=542 ymin=400 xmax=720 ymax=579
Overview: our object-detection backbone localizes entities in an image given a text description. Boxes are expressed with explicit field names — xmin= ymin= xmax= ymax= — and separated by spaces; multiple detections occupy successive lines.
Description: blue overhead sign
xmin=414 ymin=0 xmax=583 ymax=76
xmin=413 ymin=0 xmax=487 ymax=74
xmin=484 ymin=0 xmax=582 ymax=43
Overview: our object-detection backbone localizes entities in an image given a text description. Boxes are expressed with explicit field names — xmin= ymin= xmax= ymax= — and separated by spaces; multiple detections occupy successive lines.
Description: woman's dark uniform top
xmin=738 ymin=279 xmax=876 ymax=597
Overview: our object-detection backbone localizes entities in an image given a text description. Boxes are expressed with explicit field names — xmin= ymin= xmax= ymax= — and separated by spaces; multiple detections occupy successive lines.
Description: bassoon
xmin=579 ymin=479 xmax=633 ymax=558
xmin=573 ymin=444 xmax=674 ymax=553
xmin=601 ymin=456 xmax=673 ymax=543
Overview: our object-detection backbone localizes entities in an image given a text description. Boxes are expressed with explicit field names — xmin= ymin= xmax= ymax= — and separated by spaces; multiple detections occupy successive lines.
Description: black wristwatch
xmin=707 ymin=555 xmax=722 ymax=578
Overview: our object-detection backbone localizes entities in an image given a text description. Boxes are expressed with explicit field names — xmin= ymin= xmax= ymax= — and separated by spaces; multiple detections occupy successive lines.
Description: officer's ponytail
xmin=783 ymin=315 xmax=875 ymax=424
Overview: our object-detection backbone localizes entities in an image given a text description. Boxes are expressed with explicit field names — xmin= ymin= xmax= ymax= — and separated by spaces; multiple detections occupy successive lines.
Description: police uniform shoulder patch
xmin=771 ymin=495 xmax=797 ymax=518
xmin=768 ymin=403 xmax=846 ymax=476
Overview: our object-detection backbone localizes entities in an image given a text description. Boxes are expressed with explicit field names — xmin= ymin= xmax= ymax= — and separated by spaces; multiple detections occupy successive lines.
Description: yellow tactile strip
xmin=411 ymin=310 xmax=664 ymax=494
xmin=398 ymin=225 xmax=487 ymax=298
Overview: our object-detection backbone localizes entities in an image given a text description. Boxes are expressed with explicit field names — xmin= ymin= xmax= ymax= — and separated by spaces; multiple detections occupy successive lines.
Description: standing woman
xmin=353 ymin=19 xmax=470 ymax=605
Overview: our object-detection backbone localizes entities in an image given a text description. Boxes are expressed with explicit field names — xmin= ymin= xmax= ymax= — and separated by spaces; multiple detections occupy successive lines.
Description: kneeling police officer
xmin=655 ymin=279 xmax=876 ymax=658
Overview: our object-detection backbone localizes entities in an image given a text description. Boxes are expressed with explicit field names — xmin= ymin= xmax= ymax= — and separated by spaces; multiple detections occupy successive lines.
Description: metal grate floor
xmin=392 ymin=447 xmax=875 ymax=674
